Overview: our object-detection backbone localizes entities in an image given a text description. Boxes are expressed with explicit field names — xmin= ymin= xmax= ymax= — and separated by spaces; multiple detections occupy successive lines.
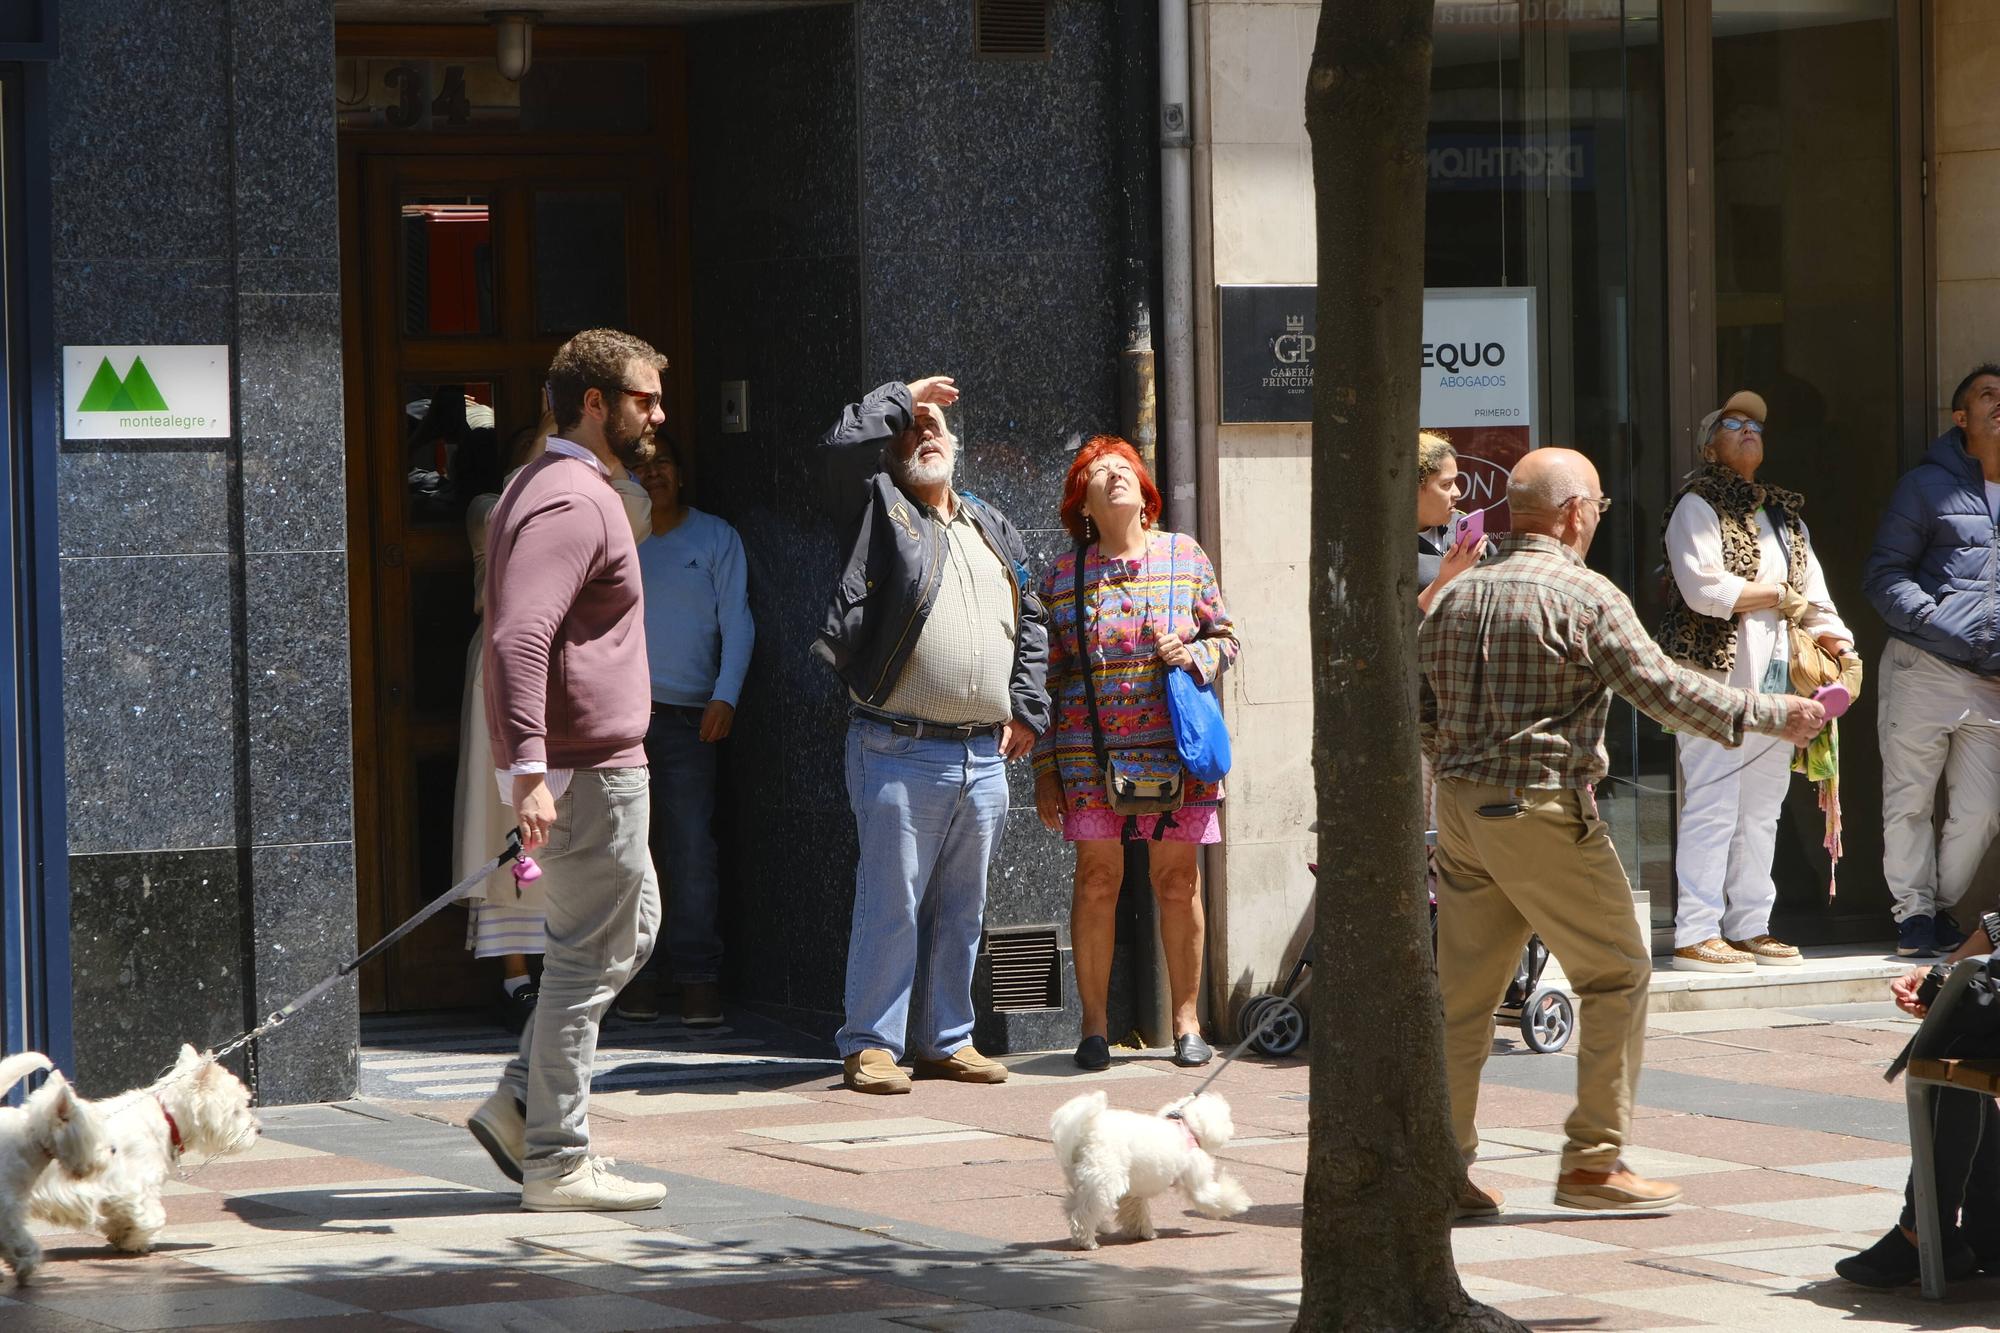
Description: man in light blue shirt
xmin=614 ymin=443 xmax=754 ymax=1027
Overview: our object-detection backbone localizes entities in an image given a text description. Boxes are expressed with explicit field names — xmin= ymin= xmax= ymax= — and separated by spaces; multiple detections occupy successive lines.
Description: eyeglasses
xmin=611 ymin=385 xmax=663 ymax=414
xmin=1719 ymin=416 xmax=1764 ymax=435
xmin=1566 ymin=493 xmax=1614 ymax=514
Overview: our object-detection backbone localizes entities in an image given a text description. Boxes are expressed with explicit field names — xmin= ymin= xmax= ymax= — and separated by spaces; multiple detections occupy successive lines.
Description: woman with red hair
xmin=1033 ymin=436 xmax=1240 ymax=1069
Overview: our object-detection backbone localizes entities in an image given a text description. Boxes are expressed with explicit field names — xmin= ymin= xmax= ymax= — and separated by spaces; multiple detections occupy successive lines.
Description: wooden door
xmin=348 ymin=152 xmax=674 ymax=1011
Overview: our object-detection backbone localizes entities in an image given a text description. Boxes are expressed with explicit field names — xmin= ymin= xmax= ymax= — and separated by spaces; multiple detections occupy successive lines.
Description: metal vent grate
xmin=974 ymin=0 xmax=1053 ymax=61
xmin=986 ymin=927 xmax=1061 ymax=1012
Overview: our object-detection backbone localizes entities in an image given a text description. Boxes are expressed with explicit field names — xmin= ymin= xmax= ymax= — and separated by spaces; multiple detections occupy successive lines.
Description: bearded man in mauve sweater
xmin=467 ymin=328 xmax=669 ymax=1213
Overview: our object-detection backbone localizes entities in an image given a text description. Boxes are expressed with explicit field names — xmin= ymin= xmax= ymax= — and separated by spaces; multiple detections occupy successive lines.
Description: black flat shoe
xmin=498 ymin=984 xmax=538 ymax=1035
xmin=1834 ymin=1226 xmax=1977 ymax=1288
xmin=1073 ymin=1035 xmax=1111 ymax=1071
xmin=1172 ymin=1032 xmax=1213 ymax=1067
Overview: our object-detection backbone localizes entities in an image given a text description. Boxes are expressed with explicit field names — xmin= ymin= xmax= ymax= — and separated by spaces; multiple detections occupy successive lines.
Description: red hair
xmin=1059 ymin=435 xmax=1162 ymax=544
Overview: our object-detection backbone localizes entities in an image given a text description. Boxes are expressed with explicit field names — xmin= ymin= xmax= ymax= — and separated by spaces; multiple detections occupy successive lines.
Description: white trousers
xmin=1674 ymin=729 xmax=1794 ymax=948
xmin=1879 ymin=638 xmax=2000 ymax=923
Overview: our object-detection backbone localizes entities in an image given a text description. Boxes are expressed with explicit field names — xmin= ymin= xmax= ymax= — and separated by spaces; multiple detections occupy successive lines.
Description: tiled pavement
xmin=7 ymin=1000 xmax=1998 ymax=1331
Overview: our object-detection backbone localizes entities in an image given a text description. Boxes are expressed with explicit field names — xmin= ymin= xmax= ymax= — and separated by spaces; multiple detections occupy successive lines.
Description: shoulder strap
xmin=1075 ymin=544 xmax=1109 ymax=766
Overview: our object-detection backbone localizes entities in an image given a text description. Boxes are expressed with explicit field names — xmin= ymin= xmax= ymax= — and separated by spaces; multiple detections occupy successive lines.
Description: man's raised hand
xmin=906 ymin=375 xmax=959 ymax=408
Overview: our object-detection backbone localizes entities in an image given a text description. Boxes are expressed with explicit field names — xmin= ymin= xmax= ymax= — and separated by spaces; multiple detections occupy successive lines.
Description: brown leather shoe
xmin=842 ymin=1049 xmax=911 ymax=1095
xmin=1725 ymin=934 xmax=1803 ymax=968
xmin=1555 ymin=1162 xmax=1682 ymax=1211
xmin=679 ymin=980 xmax=724 ymax=1027
xmin=912 ymin=1046 xmax=1009 ymax=1084
xmin=1454 ymin=1178 xmax=1503 ymax=1219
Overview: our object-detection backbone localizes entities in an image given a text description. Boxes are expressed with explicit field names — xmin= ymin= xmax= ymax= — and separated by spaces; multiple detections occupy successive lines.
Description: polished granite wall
xmin=50 ymin=0 xmax=355 ymax=1102
xmin=689 ymin=1 xmax=1123 ymax=1051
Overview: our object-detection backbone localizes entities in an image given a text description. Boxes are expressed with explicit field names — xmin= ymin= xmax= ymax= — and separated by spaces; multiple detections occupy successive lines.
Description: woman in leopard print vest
xmin=1657 ymin=391 xmax=1857 ymax=976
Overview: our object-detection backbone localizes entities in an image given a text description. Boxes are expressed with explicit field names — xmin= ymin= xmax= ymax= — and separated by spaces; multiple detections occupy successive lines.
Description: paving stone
xmin=1488 ymin=1294 xmax=1707 ymax=1330
xmin=1718 ymin=1193 xmax=1902 ymax=1234
xmin=1777 ymin=1157 xmax=1912 ymax=1191
xmin=397 ymin=1292 xmax=718 ymax=1331
xmin=1448 ymin=1224 xmax=1624 ymax=1264
xmin=24 ymin=1284 xmax=363 ymax=1330
xmin=652 ymin=1273 xmax=952 ymax=1321
xmin=745 ymin=1119 xmax=976 ymax=1146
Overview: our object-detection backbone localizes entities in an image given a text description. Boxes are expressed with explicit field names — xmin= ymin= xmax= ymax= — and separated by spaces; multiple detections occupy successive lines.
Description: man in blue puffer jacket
xmin=1864 ymin=363 xmax=2000 ymax=958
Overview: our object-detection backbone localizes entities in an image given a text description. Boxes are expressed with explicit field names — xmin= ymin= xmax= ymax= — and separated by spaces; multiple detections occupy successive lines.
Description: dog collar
xmin=156 ymin=1097 xmax=184 ymax=1160
xmin=1164 ymin=1109 xmax=1199 ymax=1151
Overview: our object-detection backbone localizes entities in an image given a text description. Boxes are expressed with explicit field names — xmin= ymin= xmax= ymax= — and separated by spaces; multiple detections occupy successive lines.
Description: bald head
xmin=1507 ymin=449 xmax=1599 ymax=529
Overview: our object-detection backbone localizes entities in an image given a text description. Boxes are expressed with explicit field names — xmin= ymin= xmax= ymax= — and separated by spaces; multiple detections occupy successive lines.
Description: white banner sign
xmin=1419 ymin=287 xmax=1537 ymax=445
xmin=63 ymin=345 xmax=231 ymax=440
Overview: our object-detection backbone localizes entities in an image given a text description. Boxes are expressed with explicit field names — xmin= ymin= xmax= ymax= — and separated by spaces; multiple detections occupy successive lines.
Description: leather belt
xmin=850 ymin=707 xmax=1002 ymax=742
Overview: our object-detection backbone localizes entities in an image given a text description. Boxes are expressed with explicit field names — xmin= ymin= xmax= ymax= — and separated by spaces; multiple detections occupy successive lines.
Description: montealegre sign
xmin=64 ymin=345 xmax=230 ymax=440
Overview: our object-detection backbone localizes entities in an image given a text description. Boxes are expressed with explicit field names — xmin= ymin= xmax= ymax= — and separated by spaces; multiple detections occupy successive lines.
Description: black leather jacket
xmin=811 ymin=382 xmax=1051 ymax=733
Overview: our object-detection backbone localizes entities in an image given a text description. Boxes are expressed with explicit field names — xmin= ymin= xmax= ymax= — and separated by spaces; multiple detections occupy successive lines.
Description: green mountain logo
xmin=77 ymin=355 xmax=169 ymax=412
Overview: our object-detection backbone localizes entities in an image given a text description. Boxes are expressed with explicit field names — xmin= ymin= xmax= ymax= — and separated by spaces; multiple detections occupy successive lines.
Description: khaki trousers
xmin=1434 ymin=778 xmax=1651 ymax=1174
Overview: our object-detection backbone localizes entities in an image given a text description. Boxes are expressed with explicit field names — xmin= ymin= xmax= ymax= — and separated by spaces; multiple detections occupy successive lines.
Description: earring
xmin=1084 ymin=515 xmax=1097 ymax=542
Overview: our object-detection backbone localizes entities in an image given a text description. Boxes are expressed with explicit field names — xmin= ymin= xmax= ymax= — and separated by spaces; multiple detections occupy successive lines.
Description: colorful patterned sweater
xmin=1031 ymin=530 xmax=1240 ymax=813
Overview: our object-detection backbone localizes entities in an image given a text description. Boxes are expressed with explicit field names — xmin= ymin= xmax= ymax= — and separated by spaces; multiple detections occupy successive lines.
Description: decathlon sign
xmin=63 ymin=345 xmax=231 ymax=440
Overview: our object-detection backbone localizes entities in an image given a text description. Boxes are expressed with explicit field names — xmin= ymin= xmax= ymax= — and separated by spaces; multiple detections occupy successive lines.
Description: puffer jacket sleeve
xmin=820 ymin=382 xmax=914 ymax=453
xmin=1863 ymin=472 xmax=1942 ymax=637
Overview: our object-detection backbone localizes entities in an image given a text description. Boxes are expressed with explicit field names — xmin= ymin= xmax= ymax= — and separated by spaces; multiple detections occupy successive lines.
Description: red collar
xmin=156 ymin=1097 xmax=184 ymax=1160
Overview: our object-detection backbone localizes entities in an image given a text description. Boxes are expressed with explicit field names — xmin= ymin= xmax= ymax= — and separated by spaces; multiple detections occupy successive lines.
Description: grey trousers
xmin=496 ymin=766 xmax=659 ymax=1181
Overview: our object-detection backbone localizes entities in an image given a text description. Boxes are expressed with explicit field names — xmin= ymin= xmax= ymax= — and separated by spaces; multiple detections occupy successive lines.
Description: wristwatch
xmin=1979 ymin=910 xmax=2000 ymax=950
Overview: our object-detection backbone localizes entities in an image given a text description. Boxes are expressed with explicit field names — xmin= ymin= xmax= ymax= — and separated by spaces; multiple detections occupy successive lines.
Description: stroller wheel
xmin=1520 ymin=986 xmax=1574 ymax=1054
xmin=1236 ymin=993 xmax=1279 ymax=1045
xmin=1249 ymin=999 xmax=1307 ymax=1057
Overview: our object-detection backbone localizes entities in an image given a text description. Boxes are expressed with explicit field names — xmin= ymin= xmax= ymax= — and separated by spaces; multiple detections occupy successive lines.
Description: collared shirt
xmin=1419 ymin=533 xmax=1791 ymax=790
xmin=875 ymin=496 xmax=1018 ymax=726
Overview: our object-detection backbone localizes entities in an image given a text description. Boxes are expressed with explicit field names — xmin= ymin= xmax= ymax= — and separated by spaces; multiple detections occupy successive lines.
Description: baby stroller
xmin=1235 ymin=845 xmax=1575 ymax=1058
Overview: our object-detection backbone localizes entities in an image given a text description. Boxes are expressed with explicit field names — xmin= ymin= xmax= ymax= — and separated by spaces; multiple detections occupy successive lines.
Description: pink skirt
xmin=1062 ymin=805 xmax=1221 ymax=844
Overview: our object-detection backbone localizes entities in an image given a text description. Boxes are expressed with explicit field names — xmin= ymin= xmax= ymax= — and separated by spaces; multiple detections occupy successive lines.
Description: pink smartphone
xmin=1813 ymin=683 xmax=1851 ymax=720
xmin=1452 ymin=508 xmax=1485 ymax=548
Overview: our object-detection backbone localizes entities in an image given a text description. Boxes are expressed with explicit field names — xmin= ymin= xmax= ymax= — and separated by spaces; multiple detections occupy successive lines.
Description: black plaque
xmin=1218 ymin=285 xmax=1316 ymax=424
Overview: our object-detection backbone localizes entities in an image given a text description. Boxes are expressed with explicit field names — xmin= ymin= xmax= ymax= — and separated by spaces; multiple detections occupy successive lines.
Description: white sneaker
xmin=467 ymin=1090 xmax=526 ymax=1184
xmin=521 ymin=1156 xmax=666 ymax=1212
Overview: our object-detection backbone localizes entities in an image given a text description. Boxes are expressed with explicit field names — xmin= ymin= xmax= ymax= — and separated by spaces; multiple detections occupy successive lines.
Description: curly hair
xmin=1059 ymin=435 xmax=1162 ymax=544
xmin=546 ymin=328 xmax=667 ymax=436
xmin=1416 ymin=430 xmax=1456 ymax=483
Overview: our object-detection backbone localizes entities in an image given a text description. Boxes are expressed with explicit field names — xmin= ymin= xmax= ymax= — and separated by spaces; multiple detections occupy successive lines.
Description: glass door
xmin=1661 ymin=0 xmax=1914 ymax=944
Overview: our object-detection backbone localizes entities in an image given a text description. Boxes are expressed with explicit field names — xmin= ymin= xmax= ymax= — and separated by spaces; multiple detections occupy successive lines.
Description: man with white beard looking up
xmin=812 ymin=376 xmax=1050 ymax=1094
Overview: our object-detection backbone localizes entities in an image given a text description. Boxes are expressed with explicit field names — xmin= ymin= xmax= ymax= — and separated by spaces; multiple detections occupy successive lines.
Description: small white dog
xmin=28 ymin=1044 xmax=260 ymax=1254
xmin=1050 ymin=1089 xmax=1251 ymax=1249
xmin=0 ymin=1052 xmax=107 ymax=1284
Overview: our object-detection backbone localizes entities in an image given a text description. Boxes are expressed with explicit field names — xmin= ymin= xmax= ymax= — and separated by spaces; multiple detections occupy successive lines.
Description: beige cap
xmin=1698 ymin=389 xmax=1769 ymax=447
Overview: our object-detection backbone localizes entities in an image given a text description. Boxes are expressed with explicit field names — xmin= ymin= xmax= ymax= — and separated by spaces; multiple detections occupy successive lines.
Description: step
xmin=1542 ymin=945 xmax=1911 ymax=1014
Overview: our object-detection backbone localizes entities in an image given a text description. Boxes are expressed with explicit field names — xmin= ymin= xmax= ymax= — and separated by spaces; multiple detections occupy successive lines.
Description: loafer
xmin=1172 ymin=1032 xmax=1214 ymax=1067
xmin=842 ymin=1048 xmax=912 ymax=1095
xmin=1073 ymin=1035 xmax=1111 ymax=1071
xmin=1454 ymin=1178 xmax=1503 ymax=1219
xmin=1670 ymin=938 xmax=1753 ymax=974
xmin=1554 ymin=1162 xmax=1681 ymax=1211
xmin=1725 ymin=934 xmax=1803 ymax=968
xmin=467 ymin=1089 xmax=526 ymax=1184
xmin=498 ymin=983 xmax=538 ymax=1035
xmin=521 ymin=1156 xmax=666 ymax=1213
xmin=679 ymin=980 xmax=724 ymax=1028
xmin=913 ymin=1046 xmax=1009 ymax=1083
xmin=1834 ymin=1225 xmax=1978 ymax=1288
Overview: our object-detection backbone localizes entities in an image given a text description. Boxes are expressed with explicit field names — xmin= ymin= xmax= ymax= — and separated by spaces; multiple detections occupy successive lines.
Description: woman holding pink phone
xmin=1417 ymin=431 xmax=1482 ymax=614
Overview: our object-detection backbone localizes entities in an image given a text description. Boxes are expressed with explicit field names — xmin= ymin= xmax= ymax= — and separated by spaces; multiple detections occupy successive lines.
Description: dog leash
xmin=204 ymin=830 xmax=531 ymax=1066
xmin=1177 ymin=968 xmax=1313 ymax=1105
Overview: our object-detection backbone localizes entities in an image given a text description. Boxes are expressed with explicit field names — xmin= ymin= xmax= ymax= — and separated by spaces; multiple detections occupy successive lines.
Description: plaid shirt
xmin=1419 ymin=533 xmax=1790 ymax=789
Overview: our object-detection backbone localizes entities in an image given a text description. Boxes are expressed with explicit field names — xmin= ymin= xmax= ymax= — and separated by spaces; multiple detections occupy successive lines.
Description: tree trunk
xmin=1296 ymin=4 xmax=1524 ymax=1330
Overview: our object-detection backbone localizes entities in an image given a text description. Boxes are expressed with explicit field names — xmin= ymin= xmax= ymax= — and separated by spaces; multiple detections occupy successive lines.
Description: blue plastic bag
xmin=1166 ymin=668 xmax=1231 ymax=783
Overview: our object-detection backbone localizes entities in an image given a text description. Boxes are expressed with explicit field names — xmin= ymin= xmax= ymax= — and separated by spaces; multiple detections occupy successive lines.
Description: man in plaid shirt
xmin=1419 ymin=448 xmax=1825 ymax=1216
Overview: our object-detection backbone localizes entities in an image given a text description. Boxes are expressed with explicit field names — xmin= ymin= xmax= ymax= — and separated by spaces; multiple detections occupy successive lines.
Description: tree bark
xmin=1296 ymin=3 xmax=1524 ymax=1330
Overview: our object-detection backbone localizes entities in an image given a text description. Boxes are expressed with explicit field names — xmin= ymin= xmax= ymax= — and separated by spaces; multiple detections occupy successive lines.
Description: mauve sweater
xmin=484 ymin=450 xmax=650 ymax=771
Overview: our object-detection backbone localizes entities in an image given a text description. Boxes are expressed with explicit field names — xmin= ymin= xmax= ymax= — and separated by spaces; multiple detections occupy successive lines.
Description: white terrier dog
xmin=0 ymin=1052 xmax=108 ymax=1284
xmin=1050 ymin=1089 xmax=1251 ymax=1250
xmin=28 ymin=1044 xmax=260 ymax=1254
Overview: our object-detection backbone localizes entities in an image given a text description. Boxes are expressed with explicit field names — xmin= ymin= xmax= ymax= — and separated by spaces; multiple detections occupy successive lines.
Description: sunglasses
xmin=1719 ymin=416 xmax=1764 ymax=435
xmin=611 ymin=385 xmax=663 ymax=414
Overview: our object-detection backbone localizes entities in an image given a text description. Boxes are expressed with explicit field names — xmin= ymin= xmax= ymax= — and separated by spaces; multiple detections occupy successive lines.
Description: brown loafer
xmin=1725 ymin=934 xmax=1803 ymax=967
xmin=842 ymin=1048 xmax=911 ymax=1095
xmin=1555 ymin=1163 xmax=1681 ymax=1211
xmin=1454 ymin=1178 xmax=1503 ymax=1219
xmin=912 ymin=1046 xmax=1009 ymax=1084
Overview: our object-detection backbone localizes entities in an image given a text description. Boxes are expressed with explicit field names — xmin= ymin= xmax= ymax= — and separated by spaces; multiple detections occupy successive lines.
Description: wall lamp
xmin=489 ymin=10 xmax=540 ymax=82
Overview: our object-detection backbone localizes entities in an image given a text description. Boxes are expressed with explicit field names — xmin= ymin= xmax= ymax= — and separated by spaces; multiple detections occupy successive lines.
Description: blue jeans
xmin=643 ymin=706 xmax=723 ymax=983
xmin=836 ymin=717 xmax=1008 ymax=1061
